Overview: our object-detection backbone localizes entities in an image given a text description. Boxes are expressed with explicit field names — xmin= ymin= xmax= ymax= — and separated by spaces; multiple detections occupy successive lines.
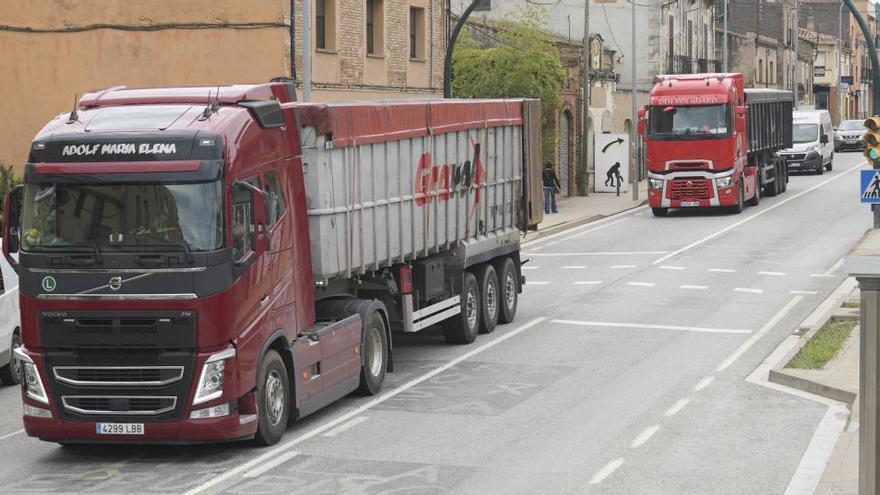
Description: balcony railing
xmin=665 ymin=56 xmax=721 ymax=74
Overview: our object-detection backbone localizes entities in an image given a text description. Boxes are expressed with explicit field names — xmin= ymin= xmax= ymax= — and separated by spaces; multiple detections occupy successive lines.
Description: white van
xmin=0 ymin=239 xmax=20 ymax=385
xmin=778 ymin=110 xmax=835 ymax=174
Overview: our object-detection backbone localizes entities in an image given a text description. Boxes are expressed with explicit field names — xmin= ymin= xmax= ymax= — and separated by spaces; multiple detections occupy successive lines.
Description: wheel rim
xmin=366 ymin=327 xmax=383 ymax=378
xmin=466 ymin=287 xmax=478 ymax=329
xmin=264 ymin=370 xmax=285 ymax=426
xmin=10 ymin=336 xmax=20 ymax=381
xmin=486 ymin=279 xmax=497 ymax=319
xmin=504 ymin=272 xmax=516 ymax=310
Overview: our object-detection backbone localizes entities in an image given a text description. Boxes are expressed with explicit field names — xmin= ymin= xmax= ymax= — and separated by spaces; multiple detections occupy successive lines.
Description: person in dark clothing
xmin=542 ymin=162 xmax=561 ymax=214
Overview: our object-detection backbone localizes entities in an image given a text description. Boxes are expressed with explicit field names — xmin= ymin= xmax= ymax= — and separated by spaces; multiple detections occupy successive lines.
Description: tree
xmin=0 ymin=161 xmax=21 ymax=230
xmin=451 ymin=5 xmax=565 ymax=163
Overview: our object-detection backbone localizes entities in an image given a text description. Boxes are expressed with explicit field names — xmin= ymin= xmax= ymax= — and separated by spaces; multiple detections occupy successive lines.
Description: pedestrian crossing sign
xmin=861 ymin=170 xmax=880 ymax=203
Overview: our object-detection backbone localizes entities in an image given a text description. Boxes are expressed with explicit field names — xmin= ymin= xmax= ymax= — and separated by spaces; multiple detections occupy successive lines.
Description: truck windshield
xmin=648 ymin=104 xmax=730 ymax=139
xmin=793 ymin=124 xmax=819 ymax=143
xmin=20 ymin=181 xmax=223 ymax=252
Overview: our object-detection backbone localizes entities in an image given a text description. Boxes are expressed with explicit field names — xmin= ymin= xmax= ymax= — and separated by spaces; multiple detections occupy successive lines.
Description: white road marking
xmin=716 ymin=296 xmax=803 ymax=372
xmin=573 ymin=281 xmax=603 ymax=285
xmin=664 ymin=398 xmax=691 ymax=416
xmin=525 ymin=281 xmax=551 ymax=286
xmin=630 ymin=425 xmax=660 ymax=448
xmin=550 ymin=319 xmax=751 ymax=335
xmin=545 ymin=241 xmax=559 ymax=246
xmin=521 ymin=266 xmax=539 ymax=271
xmin=526 ymin=251 xmax=667 ymax=257
xmin=241 ymin=451 xmax=301 ymax=478
xmin=823 ymin=258 xmax=844 ymax=276
xmin=522 ymin=210 xmax=644 ymax=249
xmin=561 ymin=265 xmax=587 ymax=269
xmin=659 ymin=265 xmax=686 ymax=270
xmin=0 ymin=429 xmax=23 ymax=441
xmin=734 ymin=287 xmax=764 ymax=294
xmin=563 ymin=217 xmax=633 ymax=241
xmin=590 ymin=458 xmax=625 ymax=485
xmin=810 ymin=273 xmax=834 ymax=278
xmin=183 ymin=317 xmax=547 ymax=495
xmin=651 ymin=162 xmax=864 ymax=266
xmin=758 ymin=271 xmax=786 ymax=276
xmin=680 ymin=285 xmax=709 ymax=290
xmin=789 ymin=290 xmax=819 ymax=295
xmin=709 ymin=268 xmax=736 ymax=273
xmin=321 ymin=416 xmax=369 ymax=437
xmin=626 ymin=282 xmax=656 ymax=287
xmin=693 ymin=376 xmax=715 ymax=391
xmin=610 ymin=264 xmax=636 ymax=269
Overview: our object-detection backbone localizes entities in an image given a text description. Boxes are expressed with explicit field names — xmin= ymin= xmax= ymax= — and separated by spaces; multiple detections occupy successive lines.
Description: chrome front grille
xmin=61 ymin=396 xmax=177 ymax=416
xmin=669 ymin=178 xmax=712 ymax=200
xmin=53 ymin=366 xmax=185 ymax=386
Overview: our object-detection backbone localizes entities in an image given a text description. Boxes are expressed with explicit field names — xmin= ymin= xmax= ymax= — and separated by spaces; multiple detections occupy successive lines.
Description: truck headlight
xmin=648 ymin=178 xmax=664 ymax=189
xmin=192 ymin=347 xmax=235 ymax=405
xmin=15 ymin=347 xmax=48 ymax=404
xmin=715 ymin=176 xmax=733 ymax=188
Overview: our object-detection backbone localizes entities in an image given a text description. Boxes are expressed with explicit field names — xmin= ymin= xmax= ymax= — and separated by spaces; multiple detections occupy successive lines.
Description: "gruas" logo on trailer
xmin=414 ymin=140 xmax=484 ymax=207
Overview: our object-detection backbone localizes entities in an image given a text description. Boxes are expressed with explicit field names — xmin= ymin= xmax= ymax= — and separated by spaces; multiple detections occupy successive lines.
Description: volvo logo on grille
xmin=108 ymin=276 xmax=123 ymax=291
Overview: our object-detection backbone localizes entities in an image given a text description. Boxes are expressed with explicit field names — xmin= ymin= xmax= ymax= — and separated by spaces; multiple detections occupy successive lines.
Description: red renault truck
xmin=638 ymin=73 xmax=793 ymax=216
xmin=0 ymin=82 xmax=542 ymax=445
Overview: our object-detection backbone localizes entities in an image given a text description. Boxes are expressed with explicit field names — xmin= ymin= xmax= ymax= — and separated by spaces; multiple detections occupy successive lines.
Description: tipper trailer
xmin=638 ymin=73 xmax=793 ymax=216
xmin=1 ymin=82 xmax=544 ymax=445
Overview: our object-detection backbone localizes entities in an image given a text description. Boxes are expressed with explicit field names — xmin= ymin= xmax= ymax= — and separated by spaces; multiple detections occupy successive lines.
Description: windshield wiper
xmin=111 ymin=242 xmax=194 ymax=265
xmin=29 ymin=243 xmax=103 ymax=265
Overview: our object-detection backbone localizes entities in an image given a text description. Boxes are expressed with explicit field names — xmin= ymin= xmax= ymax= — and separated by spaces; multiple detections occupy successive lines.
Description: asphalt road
xmin=0 ymin=152 xmax=870 ymax=494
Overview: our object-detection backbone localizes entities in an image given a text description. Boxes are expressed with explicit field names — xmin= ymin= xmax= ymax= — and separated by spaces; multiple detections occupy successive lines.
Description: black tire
xmin=474 ymin=264 xmax=499 ymax=334
xmin=780 ymin=165 xmax=789 ymax=193
xmin=254 ymin=350 xmax=290 ymax=446
xmin=0 ymin=331 xmax=21 ymax=386
xmin=816 ymin=161 xmax=824 ymax=175
xmin=652 ymin=207 xmax=668 ymax=217
xmin=730 ymin=179 xmax=745 ymax=214
xmin=358 ymin=310 xmax=387 ymax=395
xmin=746 ymin=176 xmax=760 ymax=206
xmin=494 ymin=257 xmax=518 ymax=325
xmin=826 ymin=161 xmax=833 ymax=171
xmin=764 ymin=162 xmax=779 ymax=197
xmin=443 ymin=272 xmax=480 ymax=345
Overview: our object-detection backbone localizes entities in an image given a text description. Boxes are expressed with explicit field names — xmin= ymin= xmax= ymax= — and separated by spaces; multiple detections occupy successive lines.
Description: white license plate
xmin=849 ymin=140 xmax=859 ymax=144
xmin=96 ymin=423 xmax=144 ymax=435
xmin=680 ymin=201 xmax=700 ymax=207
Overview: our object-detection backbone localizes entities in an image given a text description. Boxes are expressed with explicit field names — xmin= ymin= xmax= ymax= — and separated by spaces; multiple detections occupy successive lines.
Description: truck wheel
xmin=494 ymin=257 xmax=518 ymax=324
xmin=358 ymin=310 xmax=387 ymax=395
xmin=780 ymin=166 xmax=789 ymax=193
xmin=746 ymin=176 xmax=760 ymax=206
xmin=816 ymin=162 xmax=824 ymax=175
xmin=764 ymin=162 xmax=779 ymax=197
xmin=826 ymin=161 xmax=833 ymax=172
xmin=474 ymin=264 xmax=499 ymax=334
xmin=254 ymin=350 xmax=289 ymax=446
xmin=731 ymin=179 xmax=745 ymax=214
xmin=651 ymin=207 xmax=668 ymax=217
xmin=0 ymin=331 xmax=21 ymax=386
xmin=443 ymin=272 xmax=480 ymax=345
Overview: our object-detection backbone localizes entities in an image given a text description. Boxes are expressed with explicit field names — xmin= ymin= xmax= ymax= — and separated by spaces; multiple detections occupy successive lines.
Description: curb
xmin=767 ymin=277 xmax=859 ymax=405
xmin=522 ymin=200 xmax=648 ymax=244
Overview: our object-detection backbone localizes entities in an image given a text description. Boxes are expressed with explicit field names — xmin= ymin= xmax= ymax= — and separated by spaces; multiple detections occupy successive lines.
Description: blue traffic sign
xmin=861 ymin=170 xmax=880 ymax=203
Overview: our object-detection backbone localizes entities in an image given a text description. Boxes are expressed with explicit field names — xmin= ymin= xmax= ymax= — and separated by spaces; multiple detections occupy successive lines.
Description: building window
xmin=758 ymin=59 xmax=764 ymax=83
xmin=316 ymin=0 xmax=336 ymax=50
xmin=409 ymin=7 xmax=425 ymax=60
xmin=366 ymin=0 xmax=384 ymax=56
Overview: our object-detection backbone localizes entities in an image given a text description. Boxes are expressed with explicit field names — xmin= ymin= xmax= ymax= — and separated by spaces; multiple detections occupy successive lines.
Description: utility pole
xmin=839 ymin=2 xmax=844 ymax=125
xmin=579 ymin=0 xmax=592 ymax=196
xmin=303 ymin=0 xmax=312 ymax=101
xmin=631 ymin=0 xmax=638 ymax=201
xmin=443 ymin=0 xmax=480 ymax=98
xmin=723 ymin=0 xmax=729 ymax=72
xmin=793 ymin=0 xmax=799 ymax=107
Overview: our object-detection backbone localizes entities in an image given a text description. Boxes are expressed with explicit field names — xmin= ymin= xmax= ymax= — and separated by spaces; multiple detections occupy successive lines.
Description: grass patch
xmin=842 ymin=300 xmax=860 ymax=309
xmin=787 ymin=319 xmax=857 ymax=370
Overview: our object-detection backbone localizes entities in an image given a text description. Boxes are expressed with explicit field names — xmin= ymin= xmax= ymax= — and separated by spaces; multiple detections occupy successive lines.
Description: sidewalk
xmin=524 ymin=180 xmax=648 ymax=243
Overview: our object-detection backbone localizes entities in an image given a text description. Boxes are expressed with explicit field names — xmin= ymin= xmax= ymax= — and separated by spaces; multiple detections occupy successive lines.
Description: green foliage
xmin=786 ymin=319 xmax=857 ymax=370
xmin=451 ymin=5 xmax=565 ymax=163
xmin=0 ymin=161 xmax=21 ymax=229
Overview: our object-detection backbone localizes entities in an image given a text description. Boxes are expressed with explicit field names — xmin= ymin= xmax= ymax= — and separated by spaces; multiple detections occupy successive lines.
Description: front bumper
xmin=836 ymin=139 xmax=865 ymax=151
xmin=647 ymin=171 xmax=739 ymax=208
xmin=782 ymin=152 xmax=822 ymax=171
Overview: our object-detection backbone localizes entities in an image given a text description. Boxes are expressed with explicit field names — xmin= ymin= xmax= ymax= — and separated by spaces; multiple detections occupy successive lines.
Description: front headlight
xmin=648 ymin=178 xmax=664 ymax=189
xmin=15 ymin=347 xmax=48 ymax=404
xmin=715 ymin=176 xmax=733 ymax=188
xmin=192 ymin=347 xmax=235 ymax=405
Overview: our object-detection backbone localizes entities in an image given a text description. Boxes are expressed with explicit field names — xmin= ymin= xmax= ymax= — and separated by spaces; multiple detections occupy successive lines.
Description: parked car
xmin=835 ymin=119 xmax=866 ymax=152
xmin=0 ymin=239 xmax=19 ymax=385
xmin=778 ymin=110 xmax=835 ymax=174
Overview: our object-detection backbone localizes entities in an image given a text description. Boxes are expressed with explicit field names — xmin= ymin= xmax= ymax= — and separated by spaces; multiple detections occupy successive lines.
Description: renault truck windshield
xmin=20 ymin=181 xmax=223 ymax=252
xmin=649 ymin=104 xmax=730 ymax=139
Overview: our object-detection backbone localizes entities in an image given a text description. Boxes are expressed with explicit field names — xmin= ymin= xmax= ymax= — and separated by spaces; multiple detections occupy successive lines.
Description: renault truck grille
xmin=669 ymin=178 xmax=712 ymax=200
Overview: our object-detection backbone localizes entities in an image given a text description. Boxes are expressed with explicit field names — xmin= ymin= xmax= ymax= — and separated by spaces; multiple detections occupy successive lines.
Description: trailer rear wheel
xmin=443 ymin=272 xmax=480 ymax=345
xmin=780 ymin=164 xmax=789 ymax=193
xmin=474 ymin=264 xmax=499 ymax=334
xmin=652 ymin=208 xmax=668 ymax=217
xmin=254 ymin=350 xmax=289 ymax=446
xmin=764 ymin=161 xmax=780 ymax=197
xmin=494 ymin=257 xmax=518 ymax=324
xmin=358 ymin=310 xmax=388 ymax=395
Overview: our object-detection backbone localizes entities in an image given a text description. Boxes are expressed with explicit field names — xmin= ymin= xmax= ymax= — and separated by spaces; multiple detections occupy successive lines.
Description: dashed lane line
xmin=693 ymin=376 xmax=715 ymax=392
xmin=573 ymin=281 xmax=603 ymax=285
xmin=664 ymin=397 xmax=691 ymax=417
xmin=590 ymin=458 xmax=625 ymax=485
xmin=759 ymin=271 xmax=786 ymax=276
xmin=525 ymin=251 xmax=668 ymax=257
xmin=659 ymin=265 xmax=686 ymax=271
xmin=626 ymin=282 xmax=656 ymax=287
xmin=561 ymin=265 xmax=587 ymax=269
xmin=630 ymin=426 xmax=660 ymax=449
xmin=709 ymin=268 xmax=736 ymax=273
xmin=0 ymin=429 xmax=23 ymax=441
xmin=680 ymin=285 xmax=709 ymax=290
xmin=734 ymin=287 xmax=764 ymax=294
xmin=790 ymin=290 xmax=819 ymax=295
xmin=550 ymin=319 xmax=752 ymax=335
xmin=610 ymin=264 xmax=637 ymax=269
xmin=525 ymin=281 xmax=551 ymax=286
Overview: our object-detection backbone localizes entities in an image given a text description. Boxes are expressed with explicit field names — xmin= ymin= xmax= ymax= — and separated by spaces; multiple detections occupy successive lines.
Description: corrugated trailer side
xmin=296 ymin=99 xmax=537 ymax=283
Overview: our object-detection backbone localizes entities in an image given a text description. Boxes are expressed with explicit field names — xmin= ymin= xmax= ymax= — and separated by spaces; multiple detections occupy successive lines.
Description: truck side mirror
xmin=820 ymin=134 xmax=829 ymax=144
xmin=735 ymin=106 xmax=746 ymax=133
xmin=2 ymin=185 xmax=22 ymax=273
xmin=637 ymin=108 xmax=647 ymax=136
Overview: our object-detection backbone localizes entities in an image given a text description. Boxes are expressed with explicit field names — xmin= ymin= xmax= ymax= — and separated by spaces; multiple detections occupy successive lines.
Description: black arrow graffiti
xmin=601 ymin=138 xmax=625 ymax=153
